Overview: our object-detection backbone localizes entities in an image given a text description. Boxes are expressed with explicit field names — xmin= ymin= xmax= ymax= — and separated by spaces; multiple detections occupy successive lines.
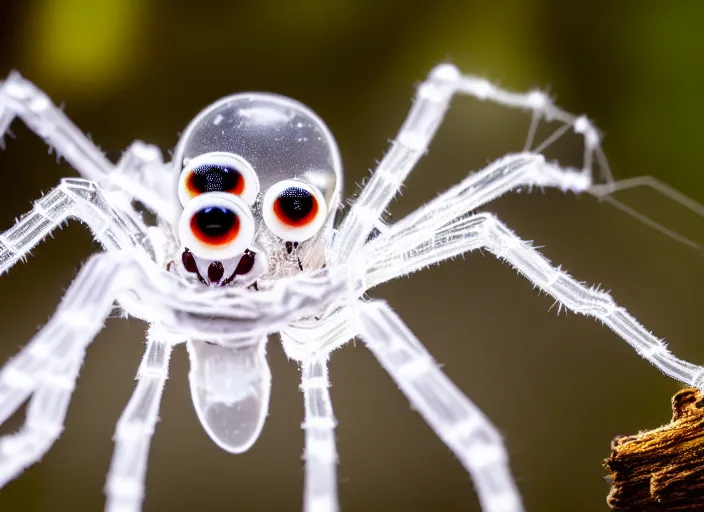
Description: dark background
xmin=0 ymin=1 xmax=703 ymax=511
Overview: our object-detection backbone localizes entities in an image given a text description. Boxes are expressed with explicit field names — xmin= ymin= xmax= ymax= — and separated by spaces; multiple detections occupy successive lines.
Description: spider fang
xmin=207 ymin=261 xmax=225 ymax=282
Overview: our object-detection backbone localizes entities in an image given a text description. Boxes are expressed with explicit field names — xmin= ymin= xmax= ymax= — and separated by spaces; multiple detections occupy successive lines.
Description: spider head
xmin=172 ymin=93 xmax=342 ymax=287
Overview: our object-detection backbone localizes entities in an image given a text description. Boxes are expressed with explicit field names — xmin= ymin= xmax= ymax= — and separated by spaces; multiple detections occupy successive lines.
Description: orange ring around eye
xmin=190 ymin=206 xmax=241 ymax=247
xmin=178 ymin=192 xmax=255 ymax=260
xmin=185 ymin=167 xmax=245 ymax=198
xmin=273 ymin=187 xmax=319 ymax=228
xmin=178 ymin=153 xmax=260 ymax=207
xmin=261 ymin=180 xmax=328 ymax=243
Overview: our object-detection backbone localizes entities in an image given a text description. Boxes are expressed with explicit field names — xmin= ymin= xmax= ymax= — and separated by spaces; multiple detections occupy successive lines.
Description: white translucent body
xmin=187 ymin=339 xmax=271 ymax=453
xmin=0 ymin=64 xmax=700 ymax=512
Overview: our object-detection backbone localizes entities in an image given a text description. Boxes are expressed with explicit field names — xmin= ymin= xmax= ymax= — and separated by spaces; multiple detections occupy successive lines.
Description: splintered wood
xmin=604 ymin=388 xmax=704 ymax=510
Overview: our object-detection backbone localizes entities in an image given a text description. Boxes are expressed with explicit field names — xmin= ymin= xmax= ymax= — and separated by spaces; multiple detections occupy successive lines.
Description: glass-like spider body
xmin=172 ymin=93 xmax=341 ymax=291
xmin=0 ymin=63 xmax=701 ymax=512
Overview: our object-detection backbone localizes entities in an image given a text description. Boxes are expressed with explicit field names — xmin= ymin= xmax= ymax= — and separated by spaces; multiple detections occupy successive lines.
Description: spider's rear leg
xmin=355 ymin=300 xmax=524 ymax=512
xmin=105 ymin=326 xmax=176 ymax=512
xmin=0 ymin=252 xmax=131 ymax=487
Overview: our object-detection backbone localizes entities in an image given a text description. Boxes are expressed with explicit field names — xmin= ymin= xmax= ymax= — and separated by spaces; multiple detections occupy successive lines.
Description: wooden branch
xmin=604 ymin=388 xmax=704 ymax=510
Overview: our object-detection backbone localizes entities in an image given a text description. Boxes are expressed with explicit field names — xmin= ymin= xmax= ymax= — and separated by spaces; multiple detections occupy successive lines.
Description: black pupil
xmin=194 ymin=207 xmax=235 ymax=236
xmin=191 ymin=164 xmax=241 ymax=193
xmin=278 ymin=187 xmax=313 ymax=220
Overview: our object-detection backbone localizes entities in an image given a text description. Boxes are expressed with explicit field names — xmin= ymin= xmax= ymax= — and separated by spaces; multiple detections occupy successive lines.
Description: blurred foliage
xmin=11 ymin=0 xmax=704 ymax=197
xmin=21 ymin=0 xmax=148 ymax=89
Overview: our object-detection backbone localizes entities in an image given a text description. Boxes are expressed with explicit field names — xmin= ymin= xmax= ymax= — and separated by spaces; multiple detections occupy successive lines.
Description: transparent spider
xmin=0 ymin=63 xmax=701 ymax=512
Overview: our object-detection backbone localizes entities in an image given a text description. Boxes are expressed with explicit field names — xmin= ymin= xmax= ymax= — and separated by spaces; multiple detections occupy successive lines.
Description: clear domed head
xmin=173 ymin=94 xmax=342 ymax=454
xmin=172 ymin=93 xmax=342 ymax=286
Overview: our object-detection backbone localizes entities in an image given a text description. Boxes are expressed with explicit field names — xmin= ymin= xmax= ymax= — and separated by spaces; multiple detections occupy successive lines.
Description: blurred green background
xmin=0 ymin=0 xmax=703 ymax=511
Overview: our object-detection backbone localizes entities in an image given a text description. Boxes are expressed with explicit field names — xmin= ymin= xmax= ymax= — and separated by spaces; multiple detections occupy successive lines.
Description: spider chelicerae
xmin=0 ymin=63 xmax=701 ymax=512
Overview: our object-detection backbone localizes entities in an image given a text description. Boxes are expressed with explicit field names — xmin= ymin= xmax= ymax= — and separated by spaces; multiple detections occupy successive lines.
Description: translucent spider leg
xmin=111 ymin=141 xmax=177 ymax=221
xmin=362 ymin=153 xmax=587 ymax=263
xmin=356 ymin=300 xmax=524 ymax=512
xmin=0 ymin=350 xmax=84 ymax=486
xmin=365 ymin=214 xmax=486 ymax=288
xmin=0 ymin=72 xmax=175 ymax=219
xmin=475 ymin=213 xmax=704 ymax=387
xmin=331 ymin=64 xmax=459 ymax=263
xmin=331 ymin=62 xmax=605 ymax=264
xmin=361 ymin=152 xmax=702 ymax=286
xmin=0 ymin=178 xmax=153 ymax=276
xmin=0 ymin=72 xmax=111 ymax=181
xmin=300 ymin=358 xmax=339 ymax=512
xmin=105 ymin=325 xmax=177 ymax=512
xmin=0 ymin=252 xmax=133 ymax=486
xmin=370 ymin=212 xmax=704 ymax=389
xmin=281 ymin=310 xmax=356 ymax=512
xmin=0 ymin=189 xmax=151 ymax=423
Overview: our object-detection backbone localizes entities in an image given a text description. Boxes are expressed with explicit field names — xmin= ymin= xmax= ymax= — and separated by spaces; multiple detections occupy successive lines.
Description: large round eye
xmin=179 ymin=192 xmax=255 ymax=260
xmin=178 ymin=152 xmax=260 ymax=206
xmin=262 ymin=180 xmax=327 ymax=242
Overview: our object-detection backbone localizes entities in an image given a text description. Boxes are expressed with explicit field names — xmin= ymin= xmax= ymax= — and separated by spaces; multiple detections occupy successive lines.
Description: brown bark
xmin=604 ymin=388 xmax=704 ymax=510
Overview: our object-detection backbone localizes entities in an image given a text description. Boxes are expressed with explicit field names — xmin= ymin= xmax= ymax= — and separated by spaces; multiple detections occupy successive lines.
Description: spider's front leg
xmin=0 ymin=252 xmax=133 ymax=486
xmin=0 ymin=72 xmax=176 ymax=218
xmin=0 ymin=178 xmax=152 ymax=275
xmin=0 ymin=351 xmax=83 ymax=485
xmin=0 ymin=179 xmax=157 ymax=487
xmin=0 ymin=178 xmax=154 ymax=424
xmin=331 ymin=63 xmax=601 ymax=264
xmin=362 ymin=153 xmax=590 ymax=270
xmin=105 ymin=325 xmax=176 ymax=512
xmin=469 ymin=213 xmax=704 ymax=387
xmin=355 ymin=300 xmax=524 ymax=512
xmin=0 ymin=72 xmax=111 ymax=181
xmin=282 ymin=311 xmax=356 ymax=512
xmin=300 ymin=358 xmax=339 ymax=512
xmin=371 ymin=211 xmax=704 ymax=388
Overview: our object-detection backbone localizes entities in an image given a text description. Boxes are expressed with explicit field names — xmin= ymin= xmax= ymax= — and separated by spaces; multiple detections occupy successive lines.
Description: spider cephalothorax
xmin=0 ymin=64 xmax=701 ymax=512
xmin=171 ymin=93 xmax=342 ymax=287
